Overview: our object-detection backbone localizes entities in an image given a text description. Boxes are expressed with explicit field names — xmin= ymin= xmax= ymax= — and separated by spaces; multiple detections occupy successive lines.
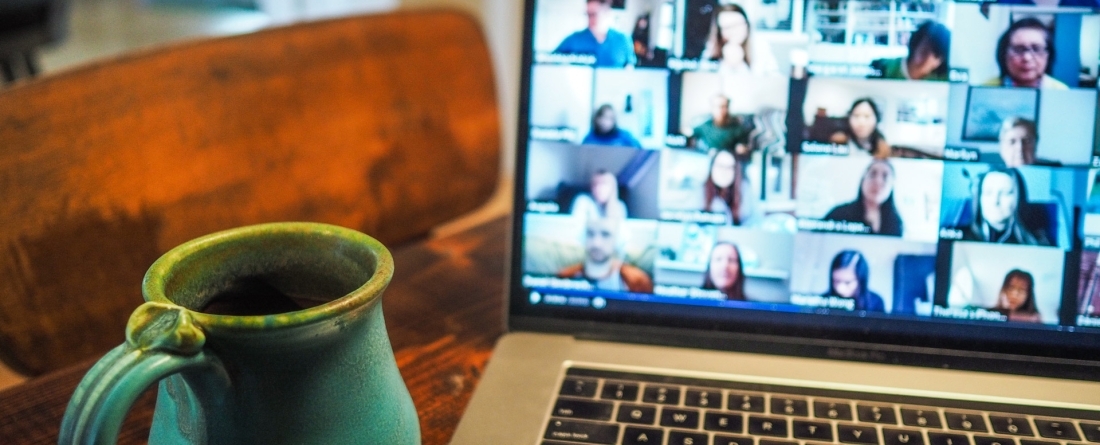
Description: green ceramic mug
xmin=59 ymin=222 xmax=420 ymax=445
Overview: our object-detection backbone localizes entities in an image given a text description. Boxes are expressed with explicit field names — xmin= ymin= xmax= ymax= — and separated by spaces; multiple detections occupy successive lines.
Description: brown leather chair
xmin=0 ymin=10 xmax=500 ymax=376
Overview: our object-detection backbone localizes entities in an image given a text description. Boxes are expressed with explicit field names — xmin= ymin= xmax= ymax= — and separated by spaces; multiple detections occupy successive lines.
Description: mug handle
xmin=59 ymin=302 xmax=227 ymax=445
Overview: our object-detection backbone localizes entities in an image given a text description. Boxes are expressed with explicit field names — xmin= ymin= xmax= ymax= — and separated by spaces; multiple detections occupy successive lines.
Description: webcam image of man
xmin=554 ymin=0 xmax=637 ymax=67
xmin=557 ymin=216 xmax=654 ymax=293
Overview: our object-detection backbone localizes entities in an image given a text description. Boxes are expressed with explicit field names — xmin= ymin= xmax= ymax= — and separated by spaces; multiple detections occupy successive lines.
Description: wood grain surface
xmin=0 ymin=216 xmax=508 ymax=445
xmin=0 ymin=10 xmax=500 ymax=376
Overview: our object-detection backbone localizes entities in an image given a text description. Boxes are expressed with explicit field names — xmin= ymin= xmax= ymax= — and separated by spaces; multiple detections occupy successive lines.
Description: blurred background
xmin=1 ymin=0 xmax=521 ymax=174
xmin=0 ymin=0 xmax=521 ymax=390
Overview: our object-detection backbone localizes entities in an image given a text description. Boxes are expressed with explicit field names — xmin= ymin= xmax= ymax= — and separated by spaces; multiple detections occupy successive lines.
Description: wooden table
xmin=0 ymin=217 xmax=509 ymax=445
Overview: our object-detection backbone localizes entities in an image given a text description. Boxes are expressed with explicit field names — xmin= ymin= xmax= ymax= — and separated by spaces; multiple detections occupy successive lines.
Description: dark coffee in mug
xmin=199 ymin=276 xmax=333 ymax=315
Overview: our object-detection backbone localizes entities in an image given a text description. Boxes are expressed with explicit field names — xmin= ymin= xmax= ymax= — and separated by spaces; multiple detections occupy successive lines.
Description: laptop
xmin=452 ymin=0 xmax=1100 ymax=444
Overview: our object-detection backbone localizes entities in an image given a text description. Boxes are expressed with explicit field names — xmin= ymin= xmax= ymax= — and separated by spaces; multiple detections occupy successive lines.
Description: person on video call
xmin=691 ymin=95 xmax=754 ymax=156
xmin=554 ymin=0 xmax=636 ymax=67
xmin=823 ymin=159 xmax=903 ymax=236
xmin=870 ymin=21 xmax=951 ymax=81
xmin=992 ymin=269 xmax=1042 ymax=323
xmin=824 ymin=250 xmax=885 ymax=312
xmin=998 ymin=117 xmax=1039 ymax=167
xmin=582 ymin=104 xmax=642 ymax=148
xmin=705 ymin=150 xmax=759 ymax=226
xmin=571 ymin=169 xmax=628 ymax=220
xmin=702 ymin=3 xmax=779 ymax=76
xmin=960 ymin=169 xmax=1052 ymax=246
xmin=702 ymin=242 xmax=747 ymax=301
xmin=829 ymin=98 xmax=891 ymax=158
xmin=557 ymin=216 xmax=653 ymax=293
xmin=983 ymin=18 xmax=1067 ymax=89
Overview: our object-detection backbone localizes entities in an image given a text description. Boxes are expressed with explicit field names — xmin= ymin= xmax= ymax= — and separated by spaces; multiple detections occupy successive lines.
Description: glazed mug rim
xmin=141 ymin=221 xmax=393 ymax=332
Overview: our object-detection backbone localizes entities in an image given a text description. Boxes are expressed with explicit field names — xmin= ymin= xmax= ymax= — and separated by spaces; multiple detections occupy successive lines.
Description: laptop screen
xmin=510 ymin=0 xmax=1100 ymax=364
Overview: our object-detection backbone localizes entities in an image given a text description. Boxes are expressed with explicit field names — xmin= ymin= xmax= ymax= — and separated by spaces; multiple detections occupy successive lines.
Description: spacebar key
xmin=544 ymin=419 xmax=620 ymax=444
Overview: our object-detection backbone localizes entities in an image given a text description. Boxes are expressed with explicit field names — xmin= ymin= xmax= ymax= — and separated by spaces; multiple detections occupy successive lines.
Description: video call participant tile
xmin=943 ymin=83 xmax=1097 ymax=167
xmin=521 ymin=213 xmax=659 ymax=296
xmin=652 ymin=222 xmax=795 ymax=304
xmin=528 ymin=64 xmax=671 ymax=150
xmin=938 ymin=163 xmax=1089 ymax=251
xmin=938 ymin=241 xmax=1065 ymax=325
xmin=657 ymin=147 xmax=793 ymax=229
xmin=525 ymin=141 xmax=661 ymax=220
xmin=949 ymin=2 xmax=1100 ymax=90
xmin=1075 ymin=213 xmax=1100 ymax=327
xmin=788 ymin=232 xmax=938 ymax=316
xmin=794 ymin=77 xmax=950 ymax=158
xmin=805 ymin=1 xmax=954 ymax=82
xmin=669 ymin=0 xmax=805 ymax=77
xmin=796 ymin=156 xmax=944 ymax=243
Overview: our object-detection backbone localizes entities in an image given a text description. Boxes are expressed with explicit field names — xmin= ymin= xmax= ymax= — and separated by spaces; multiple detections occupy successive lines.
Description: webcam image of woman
xmin=824 ymin=250 xmax=885 ymax=312
xmin=829 ymin=98 xmax=891 ymax=158
xmin=983 ymin=18 xmax=1067 ymax=89
xmin=823 ymin=159 xmax=903 ymax=236
xmin=583 ymin=104 xmax=642 ymax=148
xmin=704 ymin=150 xmax=758 ymax=226
xmin=571 ymin=169 xmax=628 ymax=221
xmin=960 ymin=169 xmax=1051 ymax=246
xmin=702 ymin=242 xmax=746 ymax=301
xmin=702 ymin=3 xmax=779 ymax=76
xmin=992 ymin=269 xmax=1042 ymax=323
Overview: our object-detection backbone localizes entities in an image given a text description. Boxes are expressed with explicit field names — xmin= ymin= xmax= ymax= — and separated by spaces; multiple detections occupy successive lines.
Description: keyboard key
xmin=622 ymin=426 xmax=663 ymax=445
xmin=714 ymin=435 xmax=754 ymax=445
xmin=1020 ymin=440 xmax=1059 ymax=445
xmin=884 ymin=428 xmax=925 ymax=445
xmin=901 ymin=408 xmax=943 ymax=429
xmin=990 ymin=416 xmax=1033 ymax=436
xmin=705 ymin=411 xmax=744 ymax=433
xmin=839 ymin=424 xmax=880 ymax=444
xmin=1080 ymin=422 xmax=1100 ymax=442
xmin=599 ymin=381 xmax=638 ymax=401
xmin=749 ymin=416 xmax=790 ymax=437
xmin=816 ymin=401 xmax=854 ymax=420
xmin=859 ymin=405 xmax=899 ymax=425
xmin=642 ymin=385 xmax=681 ymax=405
xmin=1035 ymin=419 xmax=1081 ymax=440
xmin=551 ymin=399 xmax=614 ymax=421
xmin=729 ymin=392 xmax=766 ymax=412
xmin=661 ymin=408 xmax=701 ymax=429
xmin=761 ymin=440 xmax=799 ymax=445
xmin=772 ymin=396 xmax=810 ymax=417
xmin=616 ymin=404 xmax=657 ymax=425
xmin=544 ymin=419 xmax=618 ymax=444
xmin=685 ymin=388 xmax=723 ymax=409
xmin=560 ymin=377 xmax=598 ymax=398
xmin=945 ymin=412 xmax=988 ymax=433
xmin=794 ymin=420 xmax=834 ymax=441
xmin=928 ymin=432 xmax=972 ymax=445
xmin=974 ymin=436 xmax=1018 ymax=445
xmin=669 ymin=430 xmax=708 ymax=445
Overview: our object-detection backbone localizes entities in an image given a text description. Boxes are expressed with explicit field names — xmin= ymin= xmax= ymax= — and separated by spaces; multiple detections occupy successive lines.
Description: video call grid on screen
xmin=519 ymin=0 xmax=1100 ymax=331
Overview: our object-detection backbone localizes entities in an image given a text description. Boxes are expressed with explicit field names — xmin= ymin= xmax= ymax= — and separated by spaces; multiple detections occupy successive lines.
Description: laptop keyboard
xmin=542 ymin=368 xmax=1100 ymax=445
